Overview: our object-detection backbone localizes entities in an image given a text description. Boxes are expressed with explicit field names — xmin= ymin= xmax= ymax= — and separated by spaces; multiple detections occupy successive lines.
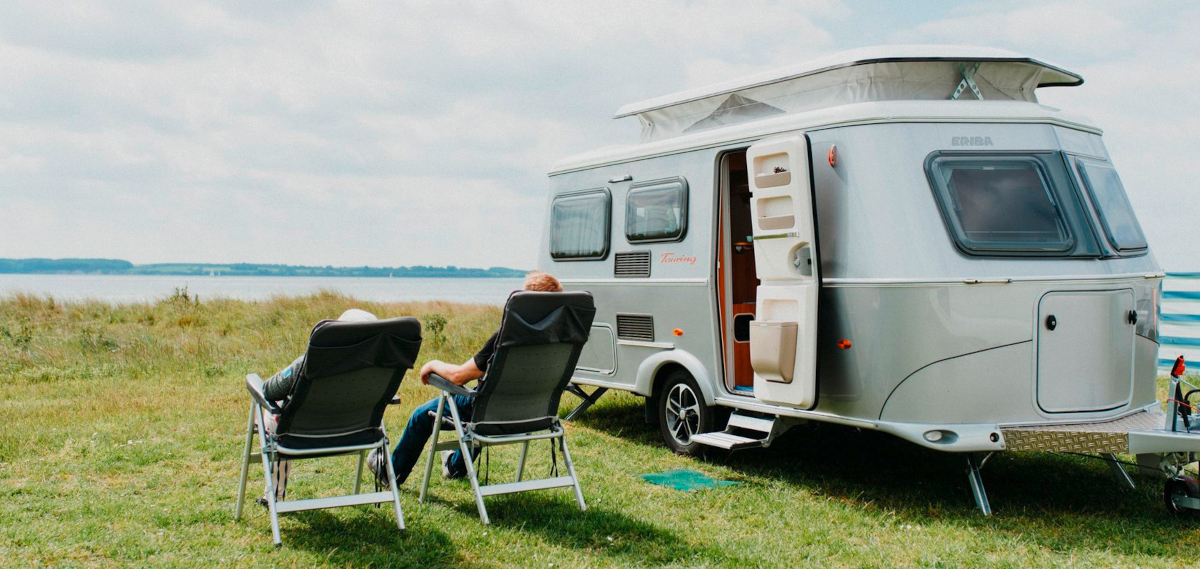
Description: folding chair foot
xmin=381 ymin=440 xmax=406 ymax=530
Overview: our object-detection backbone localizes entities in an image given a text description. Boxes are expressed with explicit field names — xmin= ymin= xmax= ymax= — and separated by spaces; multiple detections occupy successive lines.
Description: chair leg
xmin=234 ymin=401 xmax=256 ymax=520
xmin=446 ymin=397 xmax=489 ymax=524
xmin=516 ymin=440 xmax=530 ymax=482
xmin=420 ymin=394 xmax=447 ymax=503
xmin=354 ymin=450 xmax=366 ymax=494
xmin=254 ymin=406 xmax=283 ymax=546
xmin=559 ymin=434 xmax=586 ymax=512
xmin=379 ymin=438 xmax=405 ymax=530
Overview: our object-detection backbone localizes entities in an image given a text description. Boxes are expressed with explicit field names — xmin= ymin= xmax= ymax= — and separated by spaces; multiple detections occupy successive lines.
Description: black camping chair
xmin=419 ymin=291 xmax=595 ymax=524
xmin=234 ymin=317 xmax=422 ymax=547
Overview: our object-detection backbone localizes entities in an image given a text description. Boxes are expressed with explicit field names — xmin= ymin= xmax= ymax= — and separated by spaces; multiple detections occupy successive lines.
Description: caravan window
xmin=1075 ymin=158 xmax=1147 ymax=252
xmin=625 ymin=178 xmax=688 ymax=243
xmin=550 ymin=189 xmax=611 ymax=260
xmin=927 ymin=156 xmax=1073 ymax=254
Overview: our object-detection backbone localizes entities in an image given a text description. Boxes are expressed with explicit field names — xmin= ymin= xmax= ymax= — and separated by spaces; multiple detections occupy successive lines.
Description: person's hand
xmin=419 ymin=361 xmax=440 ymax=385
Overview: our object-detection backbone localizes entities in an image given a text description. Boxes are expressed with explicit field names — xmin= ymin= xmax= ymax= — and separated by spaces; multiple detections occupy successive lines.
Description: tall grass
xmin=1 ymin=293 xmax=1198 ymax=567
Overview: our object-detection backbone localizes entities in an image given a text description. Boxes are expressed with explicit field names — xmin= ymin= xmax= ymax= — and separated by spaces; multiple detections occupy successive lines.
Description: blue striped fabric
xmin=1160 ymin=358 xmax=1200 ymax=370
xmin=1162 ymin=314 xmax=1200 ymax=325
xmin=1162 ymin=336 xmax=1200 ymax=347
xmin=1167 ymin=272 xmax=1200 ymax=279
xmin=1164 ymin=291 xmax=1200 ymax=301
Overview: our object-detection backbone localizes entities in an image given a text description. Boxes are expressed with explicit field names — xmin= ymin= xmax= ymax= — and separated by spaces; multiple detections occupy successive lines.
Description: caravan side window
xmin=550 ymin=189 xmax=611 ymax=260
xmin=1074 ymin=158 xmax=1147 ymax=252
xmin=625 ymin=177 xmax=688 ymax=243
xmin=926 ymin=155 xmax=1074 ymax=255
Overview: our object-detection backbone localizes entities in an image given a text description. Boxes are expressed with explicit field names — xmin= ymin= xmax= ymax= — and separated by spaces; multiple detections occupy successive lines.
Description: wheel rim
xmin=665 ymin=383 xmax=701 ymax=446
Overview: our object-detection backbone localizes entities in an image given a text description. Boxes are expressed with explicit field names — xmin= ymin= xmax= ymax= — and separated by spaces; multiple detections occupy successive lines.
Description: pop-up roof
xmin=616 ymin=45 xmax=1084 ymax=142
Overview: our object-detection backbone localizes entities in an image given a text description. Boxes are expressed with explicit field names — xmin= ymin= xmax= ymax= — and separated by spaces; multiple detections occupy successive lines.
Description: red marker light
xmin=1172 ymin=356 xmax=1187 ymax=378
xmin=837 ymin=339 xmax=852 ymax=350
xmin=828 ymin=144 xmax=837 ymax=167
xmin=673 ymin=328 xmax=684 ymax=337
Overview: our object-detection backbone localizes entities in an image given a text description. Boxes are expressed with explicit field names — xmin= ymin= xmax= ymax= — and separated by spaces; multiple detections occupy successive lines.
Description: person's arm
xmin=262 ymin=356 xmax=305 ymax=402
xmin=419 ymin=358 xmax=484 ymax=386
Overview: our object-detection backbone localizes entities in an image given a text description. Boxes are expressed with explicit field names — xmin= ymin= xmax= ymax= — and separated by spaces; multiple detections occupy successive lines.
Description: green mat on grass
xmin=640 ymin=469 xmax=739 ymax=492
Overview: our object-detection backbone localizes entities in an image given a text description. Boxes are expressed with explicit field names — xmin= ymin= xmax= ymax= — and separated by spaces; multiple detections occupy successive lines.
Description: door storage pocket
xmin=749 ymin=321 xmax=797 ymax=383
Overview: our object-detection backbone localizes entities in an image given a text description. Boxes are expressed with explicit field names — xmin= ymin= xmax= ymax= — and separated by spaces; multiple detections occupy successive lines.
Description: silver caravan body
xmin=537 ymin=46 xmax=1198 ymax=513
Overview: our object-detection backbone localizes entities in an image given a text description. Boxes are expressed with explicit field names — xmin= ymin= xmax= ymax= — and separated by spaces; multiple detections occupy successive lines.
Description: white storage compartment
xmin=749 ymin=321 xmax=797 ymax=383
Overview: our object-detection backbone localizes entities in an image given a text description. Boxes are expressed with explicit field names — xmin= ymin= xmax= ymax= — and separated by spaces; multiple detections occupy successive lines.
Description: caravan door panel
xmin=746 ymin=135 xmax=819 ymax=408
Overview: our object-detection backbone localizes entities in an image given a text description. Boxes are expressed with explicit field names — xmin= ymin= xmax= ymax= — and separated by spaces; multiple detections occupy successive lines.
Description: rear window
xmin=1075 ymin=158 xmax=1147 ymax=251
xmin=625 ymin=177 xmax=688 ymax=243
xmin=550 ymin=189 xmax=611 ymax=260
xmin=927 ymin=156 xmax=1073 ymax=254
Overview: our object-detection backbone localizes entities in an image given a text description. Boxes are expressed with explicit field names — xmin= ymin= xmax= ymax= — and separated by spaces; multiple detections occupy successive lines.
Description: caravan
xmin=538 ymin=46 xmax=1200 ymax=514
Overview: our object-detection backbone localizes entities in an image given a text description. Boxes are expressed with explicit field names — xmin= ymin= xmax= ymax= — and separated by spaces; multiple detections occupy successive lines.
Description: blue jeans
xmin=389 ymin=394 xmax=474 ymax=484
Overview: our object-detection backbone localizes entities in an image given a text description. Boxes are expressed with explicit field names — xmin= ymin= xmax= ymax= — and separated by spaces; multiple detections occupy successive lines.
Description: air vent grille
xmin=616 ymin=314 xmax=655 ymax=342
xmin=614 ymin=251 xmax=651 ymax=278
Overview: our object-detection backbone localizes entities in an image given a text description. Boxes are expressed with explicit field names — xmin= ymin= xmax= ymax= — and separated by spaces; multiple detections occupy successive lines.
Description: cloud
xmin=0 ymin=0 xmax=847 ymax=268
xmin=889 ymin=2 xmax=1128 ymax=56
xmin=1 ymin=0 xmax=1194 ymax=272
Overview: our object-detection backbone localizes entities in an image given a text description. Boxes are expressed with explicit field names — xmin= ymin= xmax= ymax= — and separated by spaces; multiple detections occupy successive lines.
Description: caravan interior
xmin=541 ymin=46 xmax=1200 ymax=515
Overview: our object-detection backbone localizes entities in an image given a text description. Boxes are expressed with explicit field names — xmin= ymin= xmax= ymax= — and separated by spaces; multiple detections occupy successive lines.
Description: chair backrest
xmin=470 ymin=291 xmax=595 ymax=435
xmin=276 ymin=317 xmax=422 ymax=447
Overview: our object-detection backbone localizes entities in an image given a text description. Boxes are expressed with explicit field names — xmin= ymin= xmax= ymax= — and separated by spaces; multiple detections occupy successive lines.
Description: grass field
xmin=2 ymin=291 xmax=1199 ymax=568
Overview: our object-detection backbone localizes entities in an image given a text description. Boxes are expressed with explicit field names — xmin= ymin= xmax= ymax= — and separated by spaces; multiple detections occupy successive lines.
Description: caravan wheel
xmin=1165 ymin=477 xmax=1200 ymax=517
xmin=658 ymin=370 xmax=713 ymax=456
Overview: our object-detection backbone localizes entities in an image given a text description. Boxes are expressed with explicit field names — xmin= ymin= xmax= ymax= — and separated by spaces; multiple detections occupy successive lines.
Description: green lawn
xmin=1 ymin=292 xmax=1198 ymax=567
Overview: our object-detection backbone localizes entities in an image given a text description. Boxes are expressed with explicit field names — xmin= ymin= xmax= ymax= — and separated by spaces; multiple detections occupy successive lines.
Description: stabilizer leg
xmin=966 ymin=452 xmax=993 ymax=516
xmin=1102 ymin=453 xmax=1136 ymax=490
xmin=564 ymin=386 xmax=608 ymax=422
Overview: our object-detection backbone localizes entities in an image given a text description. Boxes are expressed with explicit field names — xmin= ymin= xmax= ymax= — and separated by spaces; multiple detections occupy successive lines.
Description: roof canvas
xmin=617 ymin=45 xmax=1084 ymax=142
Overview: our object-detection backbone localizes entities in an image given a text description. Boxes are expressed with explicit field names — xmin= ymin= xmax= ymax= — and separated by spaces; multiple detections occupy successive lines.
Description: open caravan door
xmin=746 ymin=135 xmax=819 ymax=408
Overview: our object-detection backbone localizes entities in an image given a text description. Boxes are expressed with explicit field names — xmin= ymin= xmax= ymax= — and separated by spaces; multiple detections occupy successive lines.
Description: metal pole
xmin=380 ymin=435 xmax=405 ymax=530
xmin=420 ymin=394 xmax=447 ymax=503
xmin=516 ymin=440 xmax=530 ymax=482
xmin=559 ymin=431 xmax=587 ymax=512
xmin=447 ymin=396 xmax=490 ymax=524
xmin=255 ymin=405 xmax=282 ymax=546
xmin=234 ymin=401 xmax=256 ymax=520
xmin=1101 ymin=453 xmax=1136 ymax=490
xmin=354 ymin=449 xmax=366 ymax=494
xmin=966 ymin=453 xmax=992 ymax=516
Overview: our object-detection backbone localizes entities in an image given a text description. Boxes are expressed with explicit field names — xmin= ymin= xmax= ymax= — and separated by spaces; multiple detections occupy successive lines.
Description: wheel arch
xmin=634 ymin=349 xmax=717 ymax=406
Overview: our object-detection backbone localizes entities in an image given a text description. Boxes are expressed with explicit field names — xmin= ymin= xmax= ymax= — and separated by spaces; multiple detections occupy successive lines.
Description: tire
xmin=1165 ymin=477 xmax=1200 ymax=517
xmin=657 ymin=369 xmax=715 ymax=456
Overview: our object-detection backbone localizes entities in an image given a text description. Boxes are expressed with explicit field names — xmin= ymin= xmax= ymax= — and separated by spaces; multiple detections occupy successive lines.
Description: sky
xmin=1 ymin=1 xmax=1197 ymax=270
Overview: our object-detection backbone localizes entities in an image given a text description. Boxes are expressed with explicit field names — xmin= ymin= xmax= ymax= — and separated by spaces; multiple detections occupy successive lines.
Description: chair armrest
xmin=245 ymin=373 xmax=283 ymax=414
xmin=428 ymin=372 xmax=476 ymax=398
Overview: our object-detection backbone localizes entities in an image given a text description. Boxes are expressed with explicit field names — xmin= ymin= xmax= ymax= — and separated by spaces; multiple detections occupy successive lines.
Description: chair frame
xmin=234 ymin=373 xmax=405 ymax=547
xmin=418 ymin=373 xmax=585 ymax=525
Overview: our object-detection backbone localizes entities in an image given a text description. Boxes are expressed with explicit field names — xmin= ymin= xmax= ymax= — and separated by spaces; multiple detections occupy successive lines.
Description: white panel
xmin=577 ymin=325 xmax=616 ymax=374
xmin=745 ymin=133 xmax=819 ymax=408
xmin=1037 ymin=290 xmax=1136 ymax=413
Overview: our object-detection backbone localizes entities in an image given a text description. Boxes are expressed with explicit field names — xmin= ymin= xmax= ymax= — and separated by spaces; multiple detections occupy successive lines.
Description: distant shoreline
xmin=0 ymin=258 xmax=528 ymax=279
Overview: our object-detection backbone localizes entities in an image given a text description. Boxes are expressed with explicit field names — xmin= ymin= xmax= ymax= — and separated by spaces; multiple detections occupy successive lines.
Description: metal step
xmin=728 ymin=413 xmax=775 ymax=433
xmin=689 ymin=431 xmax=766 ymax=450
xmin=690 ymin=412 xmax=789 ymax=451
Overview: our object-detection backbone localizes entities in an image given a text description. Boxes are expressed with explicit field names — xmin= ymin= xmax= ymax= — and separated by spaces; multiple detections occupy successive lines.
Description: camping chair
xmin=419 ymin=291 xmax=595 ymax=524
xmin=234 ymin=317 xmax=422 ymax=547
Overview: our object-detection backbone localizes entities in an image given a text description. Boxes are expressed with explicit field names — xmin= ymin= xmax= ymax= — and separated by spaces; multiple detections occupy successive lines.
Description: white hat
xmin=337 ymin=308 xmax=378 ymax=322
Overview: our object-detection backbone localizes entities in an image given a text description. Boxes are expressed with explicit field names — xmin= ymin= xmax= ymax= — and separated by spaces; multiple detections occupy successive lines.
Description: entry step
xmin=728 ymin=413 xmax=775 ymax=433
xmin=690 ymin=412 xmax=794 ymax=451
xmin=690 ymin=431 xmax=765 ymax=450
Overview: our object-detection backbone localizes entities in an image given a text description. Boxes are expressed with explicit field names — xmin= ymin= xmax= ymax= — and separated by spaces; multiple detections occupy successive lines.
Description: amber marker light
xmin=673 ymin=328 xmax=684 ymax=337
xmin=837 ymin=339 xmax=852 ymax=350
xmin=828 ymin=144 xmax=837 ymax=167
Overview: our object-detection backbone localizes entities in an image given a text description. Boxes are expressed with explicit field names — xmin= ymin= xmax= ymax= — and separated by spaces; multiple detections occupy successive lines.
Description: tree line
xmin=0 ymin=258 xmax=526 ymax=278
